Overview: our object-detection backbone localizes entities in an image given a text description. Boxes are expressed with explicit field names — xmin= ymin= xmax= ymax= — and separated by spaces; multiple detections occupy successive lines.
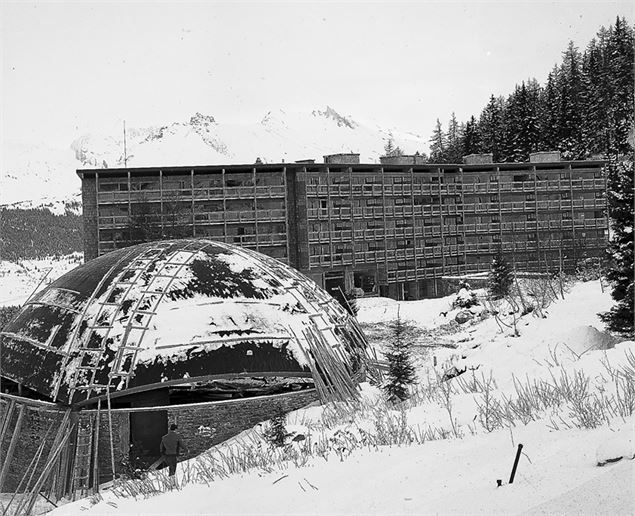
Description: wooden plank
xmin=0 ymin=399 xmax=16 ymax=450
xmin=92 ymin=401 xmax=101 ymax=494
xmin=0 ymin=404 xmax=25 ymax=491
xmin=20 ymin=411 xmax=73 ymax=516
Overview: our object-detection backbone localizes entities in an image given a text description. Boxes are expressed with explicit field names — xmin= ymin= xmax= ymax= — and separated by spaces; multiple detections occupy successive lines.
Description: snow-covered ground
xmin=44 ymin=279 xmax=634 ymax=516
xmin=0 ymin=253 xmax=83 ymax=307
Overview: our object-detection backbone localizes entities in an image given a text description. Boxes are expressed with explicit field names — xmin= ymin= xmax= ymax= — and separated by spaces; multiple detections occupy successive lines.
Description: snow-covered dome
xmin=0 ymin=240 xmax=369 ymax=405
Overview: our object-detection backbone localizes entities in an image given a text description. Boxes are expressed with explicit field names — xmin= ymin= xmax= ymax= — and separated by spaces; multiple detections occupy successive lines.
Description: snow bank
xmin=51 ymin=416 xmax=635 ymax=516
xmin=44 ymin=279 xmax=635 ymax=515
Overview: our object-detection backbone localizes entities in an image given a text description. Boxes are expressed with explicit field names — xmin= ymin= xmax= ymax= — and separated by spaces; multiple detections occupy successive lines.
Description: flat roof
xmin=76 ymin=159 xmax=606 ymax=178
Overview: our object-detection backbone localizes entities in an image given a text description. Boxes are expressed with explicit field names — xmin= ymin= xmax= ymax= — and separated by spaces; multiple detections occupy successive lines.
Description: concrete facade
xmin=78 ymin=158 xmax=608 ymax=301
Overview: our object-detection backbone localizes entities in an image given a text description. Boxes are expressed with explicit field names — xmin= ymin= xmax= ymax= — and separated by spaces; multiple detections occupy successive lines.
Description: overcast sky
xmin=1 ymin=0 xmax=632 ymax=149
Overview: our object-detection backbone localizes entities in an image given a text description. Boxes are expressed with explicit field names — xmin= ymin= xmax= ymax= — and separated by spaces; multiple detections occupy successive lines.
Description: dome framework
xmin=0 ymin=239 xmax=372 ymax=406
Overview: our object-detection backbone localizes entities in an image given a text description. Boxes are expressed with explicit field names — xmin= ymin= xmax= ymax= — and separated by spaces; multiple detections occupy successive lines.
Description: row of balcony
xmin=305 ymin=179 xmax=604 ymax=197
xmin=384 ymin=258 xmax=580 ymax=282
xmin=307 ymin=199 xmax=605 ymax=220
xmin=308 ymin=218 xmax=607 ymax=243
xmin=98 ymin=209 xmax=287 ymax=227
xmin=307 ymin=237 xmax=605 ymax=268
xmin=98 ymin=232 xmax=287 ymax=249
xmin=97 ymin=185 xmax=287 ymax=204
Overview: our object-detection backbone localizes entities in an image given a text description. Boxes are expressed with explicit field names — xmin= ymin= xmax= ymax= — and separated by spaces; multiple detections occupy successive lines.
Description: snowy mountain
xmin=1 ymin=107 xmax=428 ymax=208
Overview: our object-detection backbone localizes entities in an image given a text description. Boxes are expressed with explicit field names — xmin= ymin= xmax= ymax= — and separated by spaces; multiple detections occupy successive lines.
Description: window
xmin=489 ymin=175 xmax=498 ymax=182
xmin=527 ymin=213 xmax=536 ymax=221
xmin=528 ymin=233 xmax=537 ymax=241
xmin=563 ymin=212 xmax=572 ymax=220
xmin=490 ymin=195 xmax=498 ymax=202
xmin=559 ymin=173 xmax=569 ymax=180
xmin=526 ymin=194 xmax=536 ymax=201
xmin=320 ymin=200 xmax=327 ymax=209
xmin=595 ymin=191 xmax=604 ymax=198
xmin=561 ymin=192 xmax=571 ymax=199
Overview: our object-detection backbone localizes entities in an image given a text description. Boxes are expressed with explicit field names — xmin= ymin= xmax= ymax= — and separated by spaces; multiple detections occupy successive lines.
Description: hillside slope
xmin=47 ymin=280 xmax=634 ymax=516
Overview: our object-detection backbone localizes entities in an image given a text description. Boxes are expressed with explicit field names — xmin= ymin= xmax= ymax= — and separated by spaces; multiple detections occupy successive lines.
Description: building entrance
xmin=324 ymin=272 xmax=346 ymax=308
xmin=129 ymin=410 xmax=168 ymax=467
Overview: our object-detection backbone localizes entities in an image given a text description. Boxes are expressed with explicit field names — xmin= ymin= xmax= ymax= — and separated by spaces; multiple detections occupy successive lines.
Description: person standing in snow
xmin=160 ymin=423 xmax=188 ymax=476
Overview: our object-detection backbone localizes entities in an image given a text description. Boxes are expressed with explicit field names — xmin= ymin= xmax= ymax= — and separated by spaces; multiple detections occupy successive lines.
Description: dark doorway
xmin=324 ymin=272 xmax=346 ymax=308
xmin=129 ymin=410 xmax=168 ymax=467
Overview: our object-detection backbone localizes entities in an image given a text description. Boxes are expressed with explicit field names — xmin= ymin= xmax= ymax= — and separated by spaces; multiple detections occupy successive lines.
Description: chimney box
xmin=530 ymin=151 xmax=561 ymax=163
xmin=323 ymin=153 xmax=360 ymax=164
xmin=463 ymin=153 xmax=494 ymax=165
xmin=380 ymin=154 xmax=428 ymax=165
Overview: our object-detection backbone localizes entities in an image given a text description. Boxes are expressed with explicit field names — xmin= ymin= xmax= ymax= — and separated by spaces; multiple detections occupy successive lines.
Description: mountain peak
xmin=189 ymin=112 xmax=216 ymax=127
xmin=312 ymin=106 xmax=357 ymax=129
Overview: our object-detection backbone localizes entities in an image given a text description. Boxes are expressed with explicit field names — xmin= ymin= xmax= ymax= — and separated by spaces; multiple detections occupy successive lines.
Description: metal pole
xmin=509 ymin=443 xmax=523 ymax=484
xmin=123 ymin=121 xmax=128 ymax=168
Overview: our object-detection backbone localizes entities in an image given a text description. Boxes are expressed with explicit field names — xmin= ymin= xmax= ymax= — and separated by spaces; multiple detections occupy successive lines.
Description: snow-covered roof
xmin=0 ymin=239 xmax=368 ymax=405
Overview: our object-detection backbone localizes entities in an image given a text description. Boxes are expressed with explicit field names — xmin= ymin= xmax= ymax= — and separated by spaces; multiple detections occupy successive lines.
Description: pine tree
xmin=384 ymin=137 xmax=403 ymax=157
xmin=429 ymin=119 xmax=448 ymax=163
xmin=489 ymin=250 xmax=514 ymax=300
xmin=604 ymin=17 xmax=634 ymax=157
xmin=503 ymin=81 xmax=542 ymax=162
xmin=580 ymin=37 xmax=603 ymax=156
xmin=600 ymin=159 xmax=634 ymax=337
xmin=263 ymin=412 xmax=288 ymax=447
xmin=479 ymin=95 xmax=505 ymax=162
xmin=539 ymin=68 xmax=561 ymax=152
xmin=446 ymin=112 xmax=463 ymax=163
xmin=383 ymin=311 xmax=416 ymax=403
xmin=463 ymin=116 xmax=481 ymax=156
xmin=558 ymin=41 xmax=585 ymax=159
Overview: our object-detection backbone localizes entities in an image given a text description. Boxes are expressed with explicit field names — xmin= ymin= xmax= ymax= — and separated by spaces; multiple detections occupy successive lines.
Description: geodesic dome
xmin=0 ymin=239 xmax=369 ymax=405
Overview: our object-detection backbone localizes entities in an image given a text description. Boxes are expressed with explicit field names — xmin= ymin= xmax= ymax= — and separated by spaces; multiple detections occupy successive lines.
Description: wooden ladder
xmin=70 ymin=413 xmax=96 ymax=500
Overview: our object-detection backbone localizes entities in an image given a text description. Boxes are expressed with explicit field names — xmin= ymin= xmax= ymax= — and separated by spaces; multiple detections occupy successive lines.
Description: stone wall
xmin=1 ymin=390 xmax=318 ymax=493
xmin=168 ymin=390 xmax=318 ymax=459
xmin=88 ymin=389 xmax=319 ymax=479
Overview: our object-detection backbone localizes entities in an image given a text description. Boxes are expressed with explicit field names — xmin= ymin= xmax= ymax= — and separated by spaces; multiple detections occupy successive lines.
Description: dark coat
xmin=160 ymin=430 xmax=187 ymax=456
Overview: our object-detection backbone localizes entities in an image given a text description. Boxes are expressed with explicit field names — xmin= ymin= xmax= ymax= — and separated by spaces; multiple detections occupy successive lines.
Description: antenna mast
xmin=123 ymin=120 xmax=128 ymax=167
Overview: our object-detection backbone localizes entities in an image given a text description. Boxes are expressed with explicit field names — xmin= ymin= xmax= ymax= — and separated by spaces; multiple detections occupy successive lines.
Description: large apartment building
xmin=78 ymin=151 xmax=608 ymax=300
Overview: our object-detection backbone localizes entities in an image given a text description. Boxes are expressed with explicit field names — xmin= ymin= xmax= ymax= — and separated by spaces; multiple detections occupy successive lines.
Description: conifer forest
xmin=427 ymin=17 xmax=633 ymax=164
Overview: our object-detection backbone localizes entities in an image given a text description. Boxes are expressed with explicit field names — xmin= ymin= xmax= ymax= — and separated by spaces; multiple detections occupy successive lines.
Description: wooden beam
xmin=73 ymin=370 xmax=313 ymax=408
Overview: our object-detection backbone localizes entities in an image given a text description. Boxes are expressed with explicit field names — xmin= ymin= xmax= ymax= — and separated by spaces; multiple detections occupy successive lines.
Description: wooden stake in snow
xmin=509 ymin=444 xmax=523 ymax=484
